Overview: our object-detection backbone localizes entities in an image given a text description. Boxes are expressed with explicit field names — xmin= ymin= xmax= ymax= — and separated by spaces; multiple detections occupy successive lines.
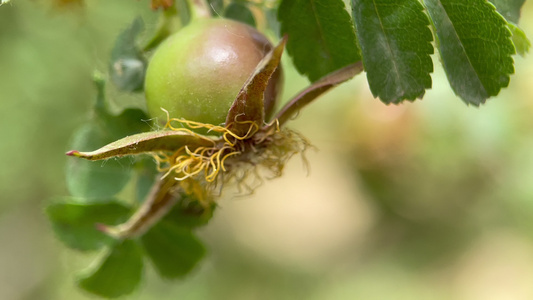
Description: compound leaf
xmin=424 ymin=0 xmax=515 ymax=105
xmin=141 ymin=221 xmax=206 ymax=279
xmin=352 ymin=0 xmax=434 ymax=103
xmin=78 ymin=240 xmax=144 ymax=298
xmin=46 ymin=199 xmax=131 ymax=251
xmin=278 ymin=0 xmax=361 ymax=82
xmin=226 ymin=37 xmax=286 ymax=136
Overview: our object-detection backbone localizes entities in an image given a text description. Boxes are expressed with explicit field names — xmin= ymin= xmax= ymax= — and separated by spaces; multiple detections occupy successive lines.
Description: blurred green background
xmin=2 ymin=1 xmax=533 ymax=299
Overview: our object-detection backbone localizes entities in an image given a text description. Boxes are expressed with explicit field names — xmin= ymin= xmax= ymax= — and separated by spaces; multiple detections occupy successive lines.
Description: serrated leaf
xmin=67 ymin=130 xmax=217 ymax=161
xmin=508 ymin=23 xmax=531 ymax=57
xmin=46 ymin=199 xmax=131 ymax=251
xmin=141 ymin=221 xmax=206 ymax=279
xmin=271 ymin=62 xmax=363 ymax=127
xmin=278 ymin=0 xmax=362 ymax=82
xmin=66 ymin=123 xmax=134 ymax=199
xmin=489 ymin=0 xmax=525 ymax=24
xmin=424 ymin=0 xmax=515 ymax=105
xmin=351 ymin=0 xmax=434 ymax=103
xmin=225 ymin=37 xmax=286 ymax=137
xmin=78 ymin=240 xmax=144 ymax=298
xmin=224 ymin=3 xmax=256 ymax=27
xmin=110 ymin=17 xmax=146 ymax=92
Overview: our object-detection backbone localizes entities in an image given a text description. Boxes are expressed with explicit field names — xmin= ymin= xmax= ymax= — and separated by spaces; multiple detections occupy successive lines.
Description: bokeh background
xmin=1 ymin=1 xmax=533 ymax=299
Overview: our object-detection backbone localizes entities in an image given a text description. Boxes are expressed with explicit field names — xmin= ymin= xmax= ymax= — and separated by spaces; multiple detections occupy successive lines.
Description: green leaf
xmin=67 ymin=129 xmax=217 ymax=161
xmin=226 ymin=37 xmax=286 ymax=136
xmin=78 ymin=240 xmax=144 ymax=298
xmin=176 ymin=0 xmax=191 ymax=26
xmin=489 ymin=0 xmax=526 ymax=23
xmin=105 ymin=107 xmax=152 ymax=139
xmin=143 ymin=6 xmax=183 ymax=52
xmin=224 ymin=3 xmax=256 ymax=27
xmin=46 ymin=199 xmax=131 ymax=251
xmin=272 ymin=62 xmax=364 ymax=127
xmin=278 ymin=0 xmax=362 ymax=82
xmin=136 ymin=158 xmax=159 ymax=203
xmin=0 ymin=0 xmax=11 ymax=5
xmin=508 ymin=23 xmax=531 ymax=57
xmin=351 ymin=0 xmax=434 ymax=103
xmin=66 ymin=123 xmax=134 ymax=199
xmin=424 ymin=0 xmax=515 ymax=105
xmin=109 ymin=17 xmax=146 ymax=92
xmin=141 ymin=221 xmax=205 ymax=279
xmin=65 ymin=78 xmax=151 ymax=199
xmin=92 ymin=75 xmax=151 ymax=138
xmin=164 ymin=195 xmax=215 ymax=228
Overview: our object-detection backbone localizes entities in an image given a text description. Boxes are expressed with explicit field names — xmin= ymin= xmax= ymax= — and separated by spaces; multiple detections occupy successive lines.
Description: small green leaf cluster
xmin=48 ymin=16 xmax=215 ymax=297
xmin=278 ymin=0 xmax=530 ymax=105
xmin=49 ymin=73 xmax=212 ymax=297
xmin=48 ymin=198 xmax=209 ymax=297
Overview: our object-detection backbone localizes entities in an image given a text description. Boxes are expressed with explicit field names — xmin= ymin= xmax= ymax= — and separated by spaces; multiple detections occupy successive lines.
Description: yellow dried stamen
xmin=153 ymin=108 xmax=311 ymax=198
xmin=154 ymin=109 xmax=258 ymax=183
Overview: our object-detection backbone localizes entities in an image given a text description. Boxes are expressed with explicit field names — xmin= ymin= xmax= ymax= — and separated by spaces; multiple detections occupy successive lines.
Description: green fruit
xmin=144 ymin=18 xmax=283 ymax=127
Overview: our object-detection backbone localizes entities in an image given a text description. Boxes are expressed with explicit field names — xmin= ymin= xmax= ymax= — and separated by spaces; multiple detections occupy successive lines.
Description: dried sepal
xmin=225 ymin=36 xmax=287 ymax=137
xmin=66 ymin=130 xmax=217 ymax=161
xmin=269 ymin=62 xmax=364 ymax=128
